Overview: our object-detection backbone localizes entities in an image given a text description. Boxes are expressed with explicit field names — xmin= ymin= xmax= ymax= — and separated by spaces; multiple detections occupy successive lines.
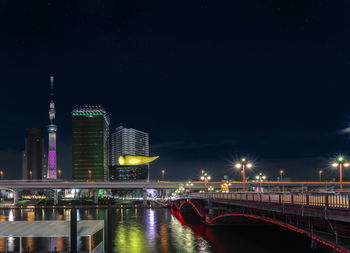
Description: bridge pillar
xmin=54 ymin=189 xmax=58 ymax=205
xmin=143 ymin=188 xmax=147 ymax=206
xmin=13 ymin=190 xmax=18 ymax=205
xmin=207 ymin=199 xmax=213 ymax=221
xmin=93 ymin=189 xmax=98 ymax=204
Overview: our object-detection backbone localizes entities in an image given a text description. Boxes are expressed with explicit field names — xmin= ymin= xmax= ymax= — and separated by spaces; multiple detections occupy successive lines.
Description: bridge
xmin=0 ymin=179 xmax=348 ymax=190
xmin=1 ymin=179 xmax=350 ymax=205
xmin=171 ymin=192 xmax=350 ymax=253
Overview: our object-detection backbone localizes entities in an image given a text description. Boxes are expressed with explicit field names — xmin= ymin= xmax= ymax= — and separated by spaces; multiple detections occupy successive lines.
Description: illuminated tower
xmin=47 ymin=76 xmax=57 ymax=179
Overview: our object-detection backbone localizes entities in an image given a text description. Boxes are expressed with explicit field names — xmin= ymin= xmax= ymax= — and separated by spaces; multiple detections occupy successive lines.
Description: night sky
xmin=0 ymin=0 xmax=350 ymax=181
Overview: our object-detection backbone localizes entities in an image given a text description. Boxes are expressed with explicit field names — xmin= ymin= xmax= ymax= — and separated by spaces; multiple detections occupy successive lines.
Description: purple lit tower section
xmin=47 ymin=76 xmax=57 ymax=179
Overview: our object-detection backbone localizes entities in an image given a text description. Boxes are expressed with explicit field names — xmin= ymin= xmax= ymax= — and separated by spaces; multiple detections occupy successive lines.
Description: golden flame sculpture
xmin=118 ymin=155 xmax=159 ymax=166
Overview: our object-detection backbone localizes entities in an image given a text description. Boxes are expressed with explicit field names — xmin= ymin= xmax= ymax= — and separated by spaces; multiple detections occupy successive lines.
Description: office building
xmin=110 ymin=126 xmax=149 ymax=165
xmin=22 ymin=128 xmax=45 ymax=180
xmin=110 ymin=126 xmax=150 ymax=181
xmin=72 ymin=105 xmax=110 ymax=181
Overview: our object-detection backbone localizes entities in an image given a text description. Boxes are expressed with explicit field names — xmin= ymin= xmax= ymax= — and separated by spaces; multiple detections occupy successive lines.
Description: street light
xmin=279 ymin=170 xmax=284 ymax=181
xmin=29 ymin=170 xmax=32 ymax=180
xmin=161 ymin=169 xmax=165 ymax=180
xmin=186 ymin=181 xmax=194 ymax=193
xmin=208 ymin=186 xmax=214 ymax=192
xmin=332 ymin=155 xmax=350 ymax=192
xmin=235 ymin=158 xmax=253 ymax=192
xmin=255 ymin=173 xmax=266 ymax=192
xmin=178 ymin=186 xmax=185 ymax=194
xmin=88 ymin=170 xmax=92 ymax=182
xmin=200 ymin=172 xmax=211 ymax=192
xmin=58 ymin=169 xmax=62 ymax=179
xmin=0 ymin=170 xmax=3 ymax=180
xmin=319 ymin=170 xmax=323 ymax=182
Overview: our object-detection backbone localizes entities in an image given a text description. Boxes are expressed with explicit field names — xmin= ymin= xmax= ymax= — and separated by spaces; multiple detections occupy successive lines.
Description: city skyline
xmin=1 ymin=91 xmax=350 ymax=182
xmin=1 ymin=0 xmax=350 ymax=181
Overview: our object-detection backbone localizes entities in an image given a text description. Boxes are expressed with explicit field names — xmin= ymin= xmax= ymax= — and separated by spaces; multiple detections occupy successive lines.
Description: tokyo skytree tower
xmin=47 ymin=76 xmax=57 ymax=179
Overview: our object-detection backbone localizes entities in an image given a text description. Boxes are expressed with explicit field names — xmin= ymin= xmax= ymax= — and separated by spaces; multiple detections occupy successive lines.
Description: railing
xmin=192 ymin=192 xmax=350 ymax=209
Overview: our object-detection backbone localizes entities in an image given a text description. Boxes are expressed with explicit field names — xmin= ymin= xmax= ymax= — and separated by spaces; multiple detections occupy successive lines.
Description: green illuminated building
xmin=72 ymin=105 xmax=110 ymax=181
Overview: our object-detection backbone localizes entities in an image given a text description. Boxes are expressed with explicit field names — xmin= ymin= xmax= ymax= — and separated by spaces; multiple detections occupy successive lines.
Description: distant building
xmin=22 ymin=128 xmax=45 ymax=180
xmin=110 ymin=126 xmax=150 ymax=181
xmin=110 ymin=126 xmax=149 ymax=165
xmin=72 ymin=105 xmax=110 ymax=181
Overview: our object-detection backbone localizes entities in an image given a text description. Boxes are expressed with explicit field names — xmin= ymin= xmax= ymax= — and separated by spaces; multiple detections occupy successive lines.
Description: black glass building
xmin=72 ymin=105 xmax=110 ymax=181
xmin=22 ymin=128 xmax=45 ymax=180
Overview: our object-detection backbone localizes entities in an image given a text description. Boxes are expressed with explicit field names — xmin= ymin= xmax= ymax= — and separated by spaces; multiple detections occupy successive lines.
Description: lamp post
xmin=161 ymin=170 xmax=165 ymax=180
xmin=319 ymin=170 xmax=323 ymax=182
xmin=279 ymin=170 xmax=284 ymax=181
xmin=235 ymin=158 xmax=253 ymax=192
xmin=178 ymin=186 xmax=185 ymax=194
xmin=58 ymin=169 xmax=62 ymax=179
xmin=255 ymin=173 xmax=266 ymax=192
xmin=200 ymin=172 xmax=211 ymax=192
xmin=332 ymin=156 xmax=349 ymax=192
xmin=29 ymin=170 xmax=32 ymax=180
xmin=88 ymin=170 xmax=92 ymax=182
xmin=208 ymin=186 xmax=214 ymax=192
xmin=186 ymin=181 xmax=193 ymax=193
xmin=0 ymin=170 xmax=3 ymax=180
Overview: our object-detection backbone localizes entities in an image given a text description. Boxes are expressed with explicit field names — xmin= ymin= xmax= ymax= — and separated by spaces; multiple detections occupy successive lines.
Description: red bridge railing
xmin=190 ymin=192 xmax=350 ymax=209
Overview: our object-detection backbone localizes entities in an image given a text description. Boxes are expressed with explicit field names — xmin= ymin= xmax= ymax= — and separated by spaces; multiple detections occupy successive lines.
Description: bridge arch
xmin=206 ymin=213 xmax=345 ymax=252
xmin=207 ymin=213 xmax=303 ymax=232
xmin=173 ymin=200 xmax=205 ymax=218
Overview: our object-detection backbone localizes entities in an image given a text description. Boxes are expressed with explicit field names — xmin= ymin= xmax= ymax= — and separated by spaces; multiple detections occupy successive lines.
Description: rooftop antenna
xmin=50 ymin=76 xmax=54 ymax=102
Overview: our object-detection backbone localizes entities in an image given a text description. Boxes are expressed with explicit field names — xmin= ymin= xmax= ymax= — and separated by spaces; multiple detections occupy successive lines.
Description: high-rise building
xmin=72 ymin=105 xmax=110 ymax=181
xmin=47 ymin=76 xmax=57 ymax=179
xmin=110 ymin=126 xmax=150 ymax=181
xmin=22 ymin=128 xmax=45 ymax=180
xmin=110 ymin=126 xmax=149 ymax=166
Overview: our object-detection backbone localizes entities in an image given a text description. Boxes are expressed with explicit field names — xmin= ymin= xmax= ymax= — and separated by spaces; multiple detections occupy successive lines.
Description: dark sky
xmin=0 ymin=0 xmax=350 ymax=181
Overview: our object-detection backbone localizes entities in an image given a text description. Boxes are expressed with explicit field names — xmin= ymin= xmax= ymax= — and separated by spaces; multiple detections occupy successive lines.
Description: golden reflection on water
xmin=159 ymin=224 xmax=169 ymax=253
xmin=57 ymin=237 xmax=65 ymax=252
xmin=0 ymin=237 xmax=5 ymax=252
xmin=27 ymin=211 xmax=35 ymax=221
xmin=114 ymin=221 xmax=149 ymax=253
xmin=25 ymin=237 xmax=34 ymax=252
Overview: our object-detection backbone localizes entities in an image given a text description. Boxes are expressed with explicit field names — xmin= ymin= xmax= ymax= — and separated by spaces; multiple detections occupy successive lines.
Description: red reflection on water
xmin=171 ymin=210 xmax=228 ymax=253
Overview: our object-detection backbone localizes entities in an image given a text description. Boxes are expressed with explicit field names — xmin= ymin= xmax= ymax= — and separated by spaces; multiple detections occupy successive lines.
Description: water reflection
xmin=146 ymin=209 xmax=156 ymax=247
xmin=0 ymin=207 xmax=335 ymax=253
xmin=0 ymin=237 xmax=5 ymax=252
xmin=159 ymin=224 xmax=169 ymax=253
xmin=25 ymin=237 xmax=34 ymax=252
xmin=114 ymin=221 xmax=149 ymax=253
xmin=169 ymin=213 xmax=210 ymax=253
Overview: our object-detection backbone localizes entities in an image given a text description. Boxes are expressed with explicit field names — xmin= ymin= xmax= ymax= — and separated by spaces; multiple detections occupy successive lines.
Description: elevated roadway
xmin=0 ymin=180 xmax=349 ymax=190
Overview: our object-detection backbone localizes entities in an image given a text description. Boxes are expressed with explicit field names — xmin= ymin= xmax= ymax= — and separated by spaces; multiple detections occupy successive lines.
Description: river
xmin=0 ymin=207 xmax=333 ymax=252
